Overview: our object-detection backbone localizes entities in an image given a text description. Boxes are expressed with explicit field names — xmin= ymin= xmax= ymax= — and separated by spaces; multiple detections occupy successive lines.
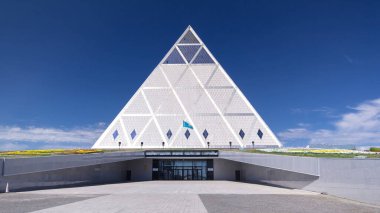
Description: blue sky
xmin=0 ymin=0 xmax=379 ymax=150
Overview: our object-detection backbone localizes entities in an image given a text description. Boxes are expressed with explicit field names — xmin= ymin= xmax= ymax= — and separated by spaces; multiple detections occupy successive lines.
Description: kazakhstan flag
xmin=183 ymin=121 xmax=193 ymax=129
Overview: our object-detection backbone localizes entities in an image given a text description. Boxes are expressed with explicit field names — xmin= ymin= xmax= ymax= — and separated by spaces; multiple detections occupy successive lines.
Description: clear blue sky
xmin=0 ymin=0 xmax=379 ymax=150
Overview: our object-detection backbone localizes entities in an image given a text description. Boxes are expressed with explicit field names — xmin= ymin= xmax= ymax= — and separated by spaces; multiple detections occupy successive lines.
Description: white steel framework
xmin=92 ymin=26 xmax=282 ymax=149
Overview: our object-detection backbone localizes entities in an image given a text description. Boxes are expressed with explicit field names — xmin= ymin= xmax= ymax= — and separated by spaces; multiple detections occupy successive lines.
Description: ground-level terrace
xmin=1 ymin=150 xmax=380 ymax=206
xmin=1 ymin=181 xmax=380 ymax=213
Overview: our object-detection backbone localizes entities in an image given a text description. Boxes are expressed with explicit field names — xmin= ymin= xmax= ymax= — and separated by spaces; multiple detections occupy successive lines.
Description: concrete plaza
xmin=1 ymin=181 xmax=379 ymax=213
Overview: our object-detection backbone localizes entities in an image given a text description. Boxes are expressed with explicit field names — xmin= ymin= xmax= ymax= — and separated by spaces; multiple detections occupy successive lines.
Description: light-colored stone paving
xmin=34 ymin=194 xmax=208 ymax=213
xmin=9 ymin=181 xmax=377 ymax=213
xmin=24 ymin=181 xmax=318 ymax=213
xmin=4 ymin=181 xmax=379 ymax=213
xmin=24 ymin=181 xmax=318 ymax=195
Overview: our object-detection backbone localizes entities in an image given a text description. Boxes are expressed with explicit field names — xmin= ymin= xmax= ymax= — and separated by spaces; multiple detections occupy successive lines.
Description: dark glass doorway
xmin=126 ymin=170 xmax=131 ymax=181
xmin=153 ymin=159 xmax=213 ymax=180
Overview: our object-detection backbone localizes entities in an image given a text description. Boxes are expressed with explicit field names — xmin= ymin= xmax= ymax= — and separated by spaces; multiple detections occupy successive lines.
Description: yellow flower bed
xmin=263 ymin=148 xmax=363 ymax=154
xmin=260 ymin=148 xmax=366 ymax=154
xmin=277 ymin=149 xmax=360 ymax=154
xmin=0 ymin=149 xmax=104 ymax=156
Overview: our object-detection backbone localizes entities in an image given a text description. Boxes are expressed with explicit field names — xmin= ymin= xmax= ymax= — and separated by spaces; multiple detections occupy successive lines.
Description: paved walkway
xmin=0 ymin=181 xmax=378 ymax=213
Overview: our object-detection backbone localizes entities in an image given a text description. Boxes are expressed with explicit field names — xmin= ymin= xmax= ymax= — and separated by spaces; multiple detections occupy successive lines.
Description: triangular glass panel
xmin=120 ymin=116 xmax=151 ymax=142
xmin=143 ymin=89 xmax=171 ymax=113
xmin=225 ymin=115 xmax=256 ymax=145
xmin=137 ymin=121 xmax=162 ymax=146
xmin=191 ymin=65 xmax=217 ymax=86
xmin=191 ymin=115 xmax=235 ymax=147
xmin=207 ymin=88 xmax=235 ymax=113
xmin=178 ymin=45 xmax=201 ymax=63
xmin=192 ymin=48 xmax=214 ymax=64
xmin=174 ymin=69 xmax=202 ymax=89
xmin=207 ymin=68 xmax=231 ymax=87
xmin=156 ymin=116 xmax=183 ymax=145
xmin=100 ymin=121 xmax=129 ymax=147
xmin=157 ymin=91 xmax=184 ymax=115
xmin=179 ymin=31 xmax=200 ymax=44
xmin=143 ymin=67 xmax=170 ymax=88
xmin=123 ymin=91 xmax=150 ymax=114
xmin=224 ymin=93 xmax=252 ymax=114
xmin=163 ymin=48 xmax=186 ymax=64
xmin=161 ymin=64 xmax=187 ymax=86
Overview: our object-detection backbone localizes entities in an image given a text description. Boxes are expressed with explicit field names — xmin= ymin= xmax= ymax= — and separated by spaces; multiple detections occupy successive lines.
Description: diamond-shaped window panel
xmin=179 ymin=31 xmax=200 ymax=44
xmin=163 ymin=49 xmax=186 ymax=64
xmin=257 ymin=129 xmax=263 ymax=139
xmin=239 ymin=129 xmax=245 ymax=139
xmin=192 ymin=48 xmax=214 ymax=64
xmin=167 ymin=129 xmax=173 ymax=139
xmin=178 ymin=45 xmax=201 ymax=63
xmin=130 ymin=129 xmax=137 ymax=140
xmin=185 ymin=129 xmax=191 ymax=139
xmin=112 ymin=130 xmax=119 ymax=140
xmin=203 ymin=129 xmax=209 ymax=139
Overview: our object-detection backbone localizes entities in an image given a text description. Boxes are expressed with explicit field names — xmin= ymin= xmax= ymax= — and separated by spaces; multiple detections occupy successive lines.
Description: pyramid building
xmin=92 ymin=26 xmax=282 ymax=149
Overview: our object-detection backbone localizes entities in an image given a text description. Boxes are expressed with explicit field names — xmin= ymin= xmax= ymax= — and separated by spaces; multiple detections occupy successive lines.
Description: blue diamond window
xmin=130 ymin=129 xmax=137 ymax=140
xmin=203 ymin=129 xmax=208 ymax=139
xmin=185 ymin=129 xmax=191 ymax=139
xmin=239 ymin=129 xmax=245 ymax=139
xmin=167 ymin=129 xmax=172 ymax=139
xmin=257 ymin=129 xmax=263 ymax=139
xmin=112 ymin=130 xmax=119 ymax=140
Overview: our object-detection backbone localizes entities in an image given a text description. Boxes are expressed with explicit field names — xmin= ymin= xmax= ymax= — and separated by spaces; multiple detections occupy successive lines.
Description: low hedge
xmin=369 ymin=147 xmax=380 ymax=152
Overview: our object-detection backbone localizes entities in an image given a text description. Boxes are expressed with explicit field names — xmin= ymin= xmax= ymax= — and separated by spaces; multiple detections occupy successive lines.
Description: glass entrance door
xmin=155 ymin=159 xmax=210 ymax=180
xmin=183 ymin=169 xmax=192 ymax=180
xmin=193 ymin=169 xmax=202 ymax=180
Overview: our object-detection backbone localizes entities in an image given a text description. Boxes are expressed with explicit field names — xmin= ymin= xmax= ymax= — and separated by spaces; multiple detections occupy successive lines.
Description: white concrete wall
xmin=304 ymin=158 xmax=380 ymax=205
xmin=0 ymin=158 xmax=152 ymax=192
xmin=213 ymin=158 xmax=241 ymax=181
xmin=1 ymin=161 xmax=129 ymax=192
xmin=219 ymin=152 xmax=380 ymax=205
xmin=126 ymin=158 xmax=152 ymax=181
xmin=219 ymin=151 xmax=319 ymax=176
xmin=240 ymin=162 xmax=318 ymax=188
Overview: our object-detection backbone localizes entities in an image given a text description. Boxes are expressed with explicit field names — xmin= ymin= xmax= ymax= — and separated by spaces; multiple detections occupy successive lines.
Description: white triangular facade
xmin=92 ymin=26 xmax=282 ymax=149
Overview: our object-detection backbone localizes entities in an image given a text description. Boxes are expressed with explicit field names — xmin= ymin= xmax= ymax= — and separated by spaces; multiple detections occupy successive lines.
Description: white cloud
xmin=0 ymin=124 xmax=105 ymax=150
xmin=291 ymin=106 xmax=338 ymax=118
xmin=0 ymin=142 xmax=29 ymax=151
xmin=279 ymin=98 xmax=380 ymax=146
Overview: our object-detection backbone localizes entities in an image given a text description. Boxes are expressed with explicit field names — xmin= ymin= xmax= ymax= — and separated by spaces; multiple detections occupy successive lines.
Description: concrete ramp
xmin=219 ymin=151 xmax=320 ymax=176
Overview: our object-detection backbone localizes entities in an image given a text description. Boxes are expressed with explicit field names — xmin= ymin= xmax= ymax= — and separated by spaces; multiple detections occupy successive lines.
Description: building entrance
xmin=152 ymin=159 xmax=213 ymax=180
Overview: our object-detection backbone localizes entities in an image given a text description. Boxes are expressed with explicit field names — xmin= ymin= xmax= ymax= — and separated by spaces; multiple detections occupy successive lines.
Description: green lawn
xmin=1 ymin=148 xmax=379 ymax=159
xmin=0 ymin=149 xmax=105 ymax=157
xmin=243 ymin=149 xmax=380 ymax=158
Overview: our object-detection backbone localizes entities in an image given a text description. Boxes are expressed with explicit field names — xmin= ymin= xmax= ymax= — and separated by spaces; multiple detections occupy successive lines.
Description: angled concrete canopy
xmin=92 ymin=26 xmax=282 ymax=149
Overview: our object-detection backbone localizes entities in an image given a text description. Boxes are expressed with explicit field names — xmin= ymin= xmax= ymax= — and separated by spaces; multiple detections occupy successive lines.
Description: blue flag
xmin=183 ymin=121 xmax=193 ymax=129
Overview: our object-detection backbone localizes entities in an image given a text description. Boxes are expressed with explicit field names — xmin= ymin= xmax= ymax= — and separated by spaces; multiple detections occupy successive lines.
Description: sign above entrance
xmin=145 ymin=150 xmax=218 ymax=157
